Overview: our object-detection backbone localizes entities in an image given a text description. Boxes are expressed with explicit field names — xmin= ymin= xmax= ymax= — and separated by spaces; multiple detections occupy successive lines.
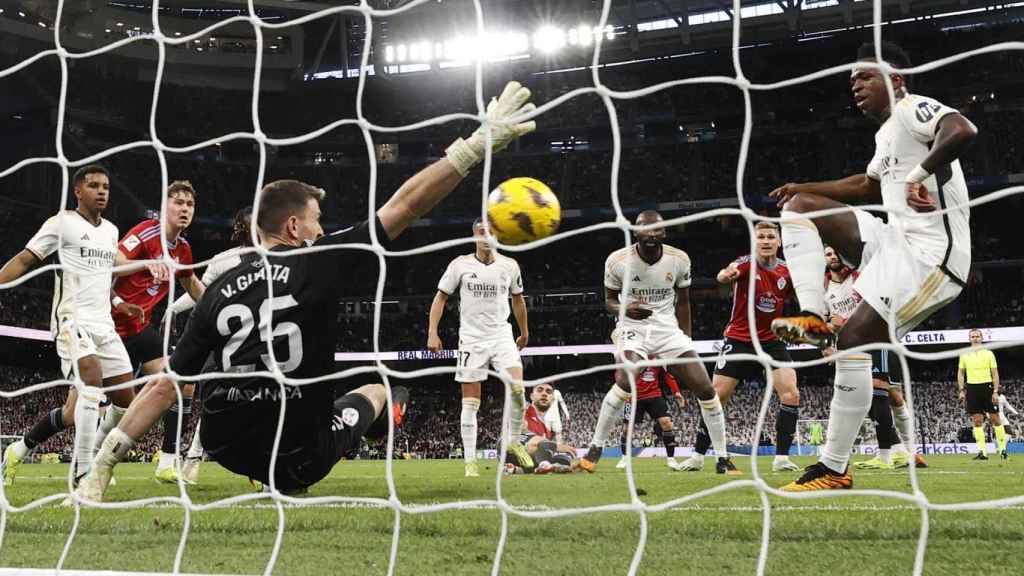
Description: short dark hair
xmin=167 ymin=180 xmax=197 ymax=200
xmin=72 ymin=165 xmax=108 ymax=187
xmin=232 ymin=206 xmax=253 ymax=246
xmin=857 ymin=41 xmax=912 ymax=70
xmin=256 ymin=179 xmax=325 ymax=234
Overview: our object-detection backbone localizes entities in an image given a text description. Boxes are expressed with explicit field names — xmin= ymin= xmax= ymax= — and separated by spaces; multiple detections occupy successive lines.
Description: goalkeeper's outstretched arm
xmin=378 ymin=81 xmax=536 ymax=240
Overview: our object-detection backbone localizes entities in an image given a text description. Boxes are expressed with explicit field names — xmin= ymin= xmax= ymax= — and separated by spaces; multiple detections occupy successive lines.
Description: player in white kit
xmin=427 ymin=219 xmax=532 ymax=477
xmin=579 ymin=210 xmax=736 ymax=474
xmin=166 ymin=206 xmax=253 ymax=484
xmin=770 ymin=42 xmax=976 ymax=491
xmin=1 ymin=166 xmax=157 ymax=486
xmin=822 ymin=247 xmax=926 ymax=470
xmin=542 ymin=388 xmax=571 ymax=444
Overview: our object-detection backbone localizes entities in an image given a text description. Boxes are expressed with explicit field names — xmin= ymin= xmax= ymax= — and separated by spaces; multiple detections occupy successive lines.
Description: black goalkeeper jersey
xmin=169 ymin=217 xmax=388 ymax=465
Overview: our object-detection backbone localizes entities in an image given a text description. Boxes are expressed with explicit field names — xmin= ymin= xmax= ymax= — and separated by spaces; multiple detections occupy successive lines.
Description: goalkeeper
xmin=76 ymin=81 xmax=537 ymax=500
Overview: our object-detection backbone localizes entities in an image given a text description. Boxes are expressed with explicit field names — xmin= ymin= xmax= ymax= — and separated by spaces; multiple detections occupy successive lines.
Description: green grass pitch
xmin=1 ymin=455 xmax=1022 ymax=575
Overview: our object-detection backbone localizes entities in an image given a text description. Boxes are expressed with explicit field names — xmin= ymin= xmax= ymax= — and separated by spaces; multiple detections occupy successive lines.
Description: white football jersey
xmin=437 ymin=253 xmax=523 ymax=344
xmin=866 ymin=94 xmax=971 ymax=284
xmin=824 ymin=271 xmax=860 ymax=321
xmin=169 ymin=245 xmax=246 ymax=314
xmin=25 ymin=211 xmax=120 ymax=334
xmin=604 ymin=244 xmax=692 ymax=329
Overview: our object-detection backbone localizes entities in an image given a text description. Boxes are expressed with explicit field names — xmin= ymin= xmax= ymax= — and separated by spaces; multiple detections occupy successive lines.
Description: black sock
xmin=161 ymin=397 xmax=192 ymax=455
xmin=694 ymin=417 xmax=711 ymax=455
xmin=870 ymin=390 xmax=895 ymax=450
xmin=620 ymin=427 xmax=628 ymax=457
xmin=24 ymin=408 xmax=66 ymax=450
xmin=551 ymin=451 xmax=574 ymax=467
xmin=775 ymin=403 xmax=799 ymax=457
xmin=662 ymin=429 xmax=678 ymax=459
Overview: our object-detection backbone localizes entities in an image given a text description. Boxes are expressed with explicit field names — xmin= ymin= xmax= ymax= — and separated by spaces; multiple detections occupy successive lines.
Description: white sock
xmin=590 ymin=386 xmax=630 ymax=447
xmin=95 ymin=428 xmax=135 ymax=469
xmin=94 ymin=404 xmax=127 ymax=456
xmin=187 ymin=422 xmax=204 ymax=459
xmin=698 ymin=396 xmax=728 ymax=458
xmin=820 ymin=356 xmax=873 ymax=473
xmin=72 ymin=388 xmax=102 ymax=479
xmin=780 ymin=211 xmax=828 ymax=317
xmin=879 ymin=448 xmax=892 ymax=465
xmin=507 ymin=383 xmax=526 ymax=443
xmin=10 ymin=439 xmax=29 ymax=460
xmin=774 ymin=455 xmax=791 ymax=462
xmin=892 ymin=402 xmax=914 ymax=450
xmin=157 ymin=451 xmax=177 ymax=470
xmin=461 ymin=397 xmax=480 ymax=463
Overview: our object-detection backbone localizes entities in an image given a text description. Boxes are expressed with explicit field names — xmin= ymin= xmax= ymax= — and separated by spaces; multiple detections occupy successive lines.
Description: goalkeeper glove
xmin=445 ymin=81 xmax=537 ymax=177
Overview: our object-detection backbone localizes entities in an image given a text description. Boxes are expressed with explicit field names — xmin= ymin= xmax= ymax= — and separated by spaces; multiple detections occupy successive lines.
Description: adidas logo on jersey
xmin=80 ymin=233 xmax=90 ymax=241
xmin=632 ymin=275 xmax=641 ymax=282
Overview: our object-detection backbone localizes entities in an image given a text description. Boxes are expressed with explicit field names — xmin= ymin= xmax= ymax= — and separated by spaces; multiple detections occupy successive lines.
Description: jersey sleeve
xmin=958 ymin=355 xmax=967 ymax=370
xmin=24 ymin=216 xmax=60 ymax=261
xmin=897 ymin=95 xmax=959 ymax=144
xmin=988 ymin=351 xmax=998 ymax=369
xmin=664 ymin=371 xmax=681 ymax=395
xmin=732 ymin=255 xmax=752 ymax=281
xmin=509 ymin=260 xmax=524 ymax=295
xmin=866 ymin=146 xmax=884 ymax=181
xmin=675 ymin=252 xmax=692 ymax=289
xmin=311 ymin=216 xmax=391 ymax=274
xmin=168 ymin=311 xmax=213 ymax=377
xmin=119 ymin=221 xmax=156 ymax=259
xmin=437 ymin=259 xmax=461 ymax=296
xmin=604 ymin=253 xmax=623 ymax=290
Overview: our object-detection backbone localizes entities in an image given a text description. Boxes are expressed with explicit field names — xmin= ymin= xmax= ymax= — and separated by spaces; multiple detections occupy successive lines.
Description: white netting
xmin=2 ymin=0 xmax=1024 ymax=575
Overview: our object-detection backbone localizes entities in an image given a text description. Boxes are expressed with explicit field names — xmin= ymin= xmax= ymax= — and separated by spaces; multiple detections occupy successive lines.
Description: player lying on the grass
xmin=614 ymin=365 xmax=685 ymax=470
xmin=427 ymin=219 xmax=532 ymax=478
xmin=109 ymin=181 xmax=206 ymax=485
xmin=580 ymin=210 xmax=739 ymax=475
xmin=166 ymin=206 xmax=253 ymax=484
xmin=958 ymin=328 xmax=1008 ymax=460
xmin=769 ymin=42 xmax=976 ymax=491
xmin=508 ymin=383 xmax=577 ymax=474
xmin=75 ymin=80 xmax=537 ymax=500
xmin=679 ymin=222 xmax=801 ymax=473
xmin=822 ymin=246 xmax=927 ymax=470
xmin=2 ymin=165 xmax=163 ymax=487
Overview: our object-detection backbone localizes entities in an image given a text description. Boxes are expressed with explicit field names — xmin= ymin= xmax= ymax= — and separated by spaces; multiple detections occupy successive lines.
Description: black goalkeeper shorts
xmin=200 ymin=380 xmax=376 ymax=490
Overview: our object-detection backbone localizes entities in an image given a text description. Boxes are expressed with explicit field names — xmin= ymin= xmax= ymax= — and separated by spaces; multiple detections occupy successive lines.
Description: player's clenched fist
xmin=769 ymin=182 xmax=803 ymax=208
xmin=905 ymin=182 xmax=938 ymax=213
xmin=426 ymin=333 xmax=443 ymax=353
xmin=445 ymin=81 xmax=537 ymax=177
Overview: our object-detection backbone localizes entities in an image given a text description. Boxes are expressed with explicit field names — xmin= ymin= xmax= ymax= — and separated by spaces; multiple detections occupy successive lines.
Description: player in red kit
xmin=615 ymin=366 xmax=685 ymax=469
xmin=111 ymin=181 xmax=206 ymax=484
xmin=679 ymin=221 xmax=802 ymax=473
xmin=510 ymin=383 xmax=578 ymax=474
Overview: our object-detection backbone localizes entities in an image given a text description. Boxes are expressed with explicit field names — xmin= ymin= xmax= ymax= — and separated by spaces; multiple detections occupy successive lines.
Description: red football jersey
xmin=723 ymin=256 xmax=793 ymax=342
xmin=524 ymin=404 xmax=552 ymax=440
xmin=112 ymin=219 xmax=194 ymax=337
xmin=634 ymin=366 xmax=681 ymax=400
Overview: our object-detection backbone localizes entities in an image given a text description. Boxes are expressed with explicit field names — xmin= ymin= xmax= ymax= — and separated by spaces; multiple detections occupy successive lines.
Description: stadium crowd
xmin=4 ymin=362 xmax=1019 ymax=462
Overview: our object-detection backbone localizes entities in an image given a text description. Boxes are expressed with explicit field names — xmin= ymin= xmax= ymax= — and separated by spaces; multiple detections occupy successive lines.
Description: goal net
xmin=1 ymin=0 xmax=1023 ymax=575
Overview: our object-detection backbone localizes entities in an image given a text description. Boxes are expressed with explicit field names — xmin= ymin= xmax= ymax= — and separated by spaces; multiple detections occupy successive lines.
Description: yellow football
xmin=486 ymin=177 xmax=561 ymax=245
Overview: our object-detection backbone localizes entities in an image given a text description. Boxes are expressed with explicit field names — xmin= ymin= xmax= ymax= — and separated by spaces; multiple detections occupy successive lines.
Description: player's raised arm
xmin=716 ymin=261 xmax=741 ymax=284
xmin=0 ymin=250 xmax=43 ymax=286
xmin=426 ymin=290 xmax=448 ymax=352
xmin=770 ymin=174 xmax=881 ymax=208
xmin=377 ymin=81 xmax=536 ymax=240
